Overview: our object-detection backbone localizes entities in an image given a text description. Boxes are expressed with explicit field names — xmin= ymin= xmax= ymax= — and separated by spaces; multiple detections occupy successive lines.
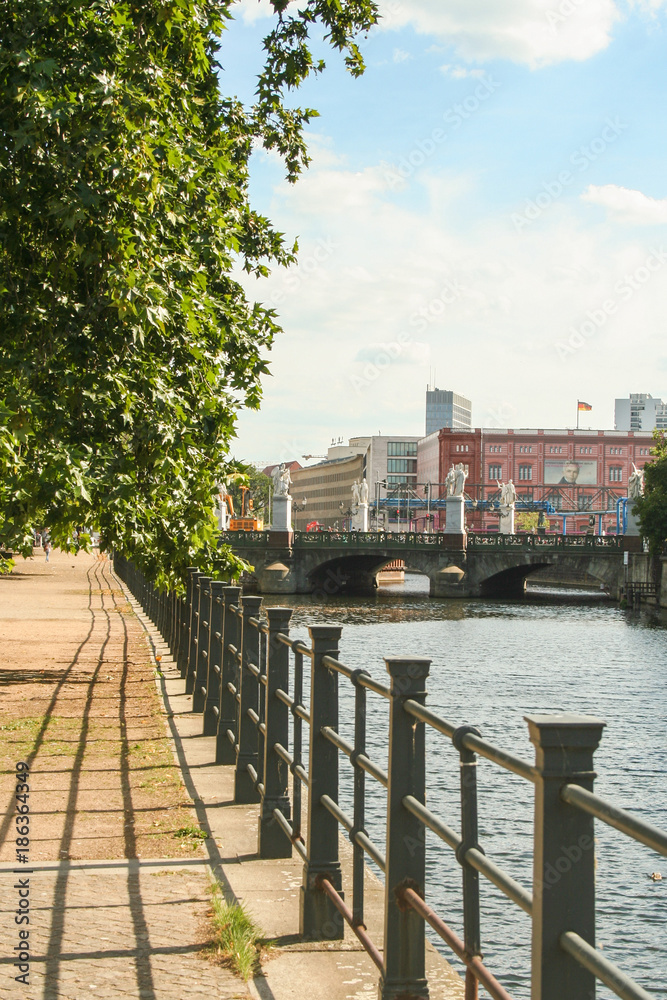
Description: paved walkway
xmin=0 ymin=550 xmax=463 ymax=1000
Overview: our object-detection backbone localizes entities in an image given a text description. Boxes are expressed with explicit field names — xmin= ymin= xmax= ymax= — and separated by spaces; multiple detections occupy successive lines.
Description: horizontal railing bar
xmin=274 ymin=742 xmax=292 ymax=767
xmin=226 ymin=729 xmax=235 ymax=747
xmin=247 ymin=708 xmax=259 ymax=726
xmin=354 ymin=829 xmax=386 ymax=873
xmin=357 ymin=673 xmax=391 ymax=699
xmin=246 ymin=763 xmax=265 ymax=797
xmin=275 ymin=688 xmax=293 ymax=708
xmin=215 ymin=631 xmax=221 ymax=641
xmin=320 ymin=795 xmax=386 ymax=872
xmin=227 ymin=643 xmax=237 ymax=656
xmin=462 ymin=733 xmax=536 ymax=783
xmin=401 ymin=887 xmax=515 ymax=1000
xmin=212 ymin=705 xmax=219 ymax=716
xmin=322 ymin=654 xmax=353 ymax=678
xmin=561 ymin=784 xmax=667 ymax=857
xmin=259 ymin=722 xmax=266 ymax=736
xmin=229 ymin=605 xmax=239 ymax=614
xmin=403 ymin=700 xmax=456 ymax=738
xmin=465 ymin=848 xmax=533 ymax=916
xmin=317 ymin=876 xmax=385 ymax=974
xmin=403 ymin=795 xmax=461 ymax=852
xmin=294 ymin=704 xmax=311 ymax=726
xmin=199 ymin=685 xmax=206 ymax=696
xmin=560 ymin=932 xmax=656 ymax=1000
xmin=402 ymin=797 xmax=530 ymax=911
xmin=260 ymin=675 xmax=267 ymax=687
xmin=213 ymin=665 xmax=220 ymax=675
xmin=320 ymin=726 xmax=388 ymax=788
xmin=247 ymin=662 xmax=260 ymax=677
xmin=272 ymin=809 xmax=308 ymax=862
xmin=248 ymin=616 xmax=262 ymax=628
xmin=227 ymin=682 xmax=237 ymax=696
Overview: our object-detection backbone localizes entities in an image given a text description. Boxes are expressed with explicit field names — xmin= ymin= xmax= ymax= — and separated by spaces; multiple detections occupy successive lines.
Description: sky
xmin=219 ymin=0 xmax=667 ymax=465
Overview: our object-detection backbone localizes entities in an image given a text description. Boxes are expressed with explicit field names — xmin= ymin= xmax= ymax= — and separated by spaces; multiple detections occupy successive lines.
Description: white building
xmin=614 ymin=393 xmax=667 ymax=432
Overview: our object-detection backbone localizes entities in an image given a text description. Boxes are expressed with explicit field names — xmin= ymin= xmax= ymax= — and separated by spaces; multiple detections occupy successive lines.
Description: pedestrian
xmin=44 ymin=539 xmax=51 ymax=562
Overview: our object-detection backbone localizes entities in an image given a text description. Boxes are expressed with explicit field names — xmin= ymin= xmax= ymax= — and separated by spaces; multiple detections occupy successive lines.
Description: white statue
xmin=444 ymin=464 xmax=456 ymax=496
xmin=351 ymin=480 xmax=361 ymax=505
xmin=498 ymin=479 xmax=517 ymax=507
xmin=453 ymin=462 xmax=467 ymax=497
xmin=628 ymin=463 xmax=644 ymax=500
xmin=359 ymin=478 xmax=369 ymax=504
xmin=272 ymin=463 xmax=291 ymax=497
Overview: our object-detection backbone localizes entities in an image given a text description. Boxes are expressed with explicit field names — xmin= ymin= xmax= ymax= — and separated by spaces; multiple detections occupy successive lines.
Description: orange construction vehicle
xmin=229 ymin=485 xmax=263 ymax=531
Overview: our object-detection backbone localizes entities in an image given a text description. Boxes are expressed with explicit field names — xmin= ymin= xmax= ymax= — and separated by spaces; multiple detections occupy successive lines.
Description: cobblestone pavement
xmin=0 ymin=861 xmax=246 ymax=1000
xmin=0 ymin=551 xmax=248 ymax=1000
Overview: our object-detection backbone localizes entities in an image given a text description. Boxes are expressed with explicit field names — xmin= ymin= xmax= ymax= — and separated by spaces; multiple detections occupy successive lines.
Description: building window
xmin=488 ymin=464 xmax=502 ymax=480
xmin=387 ymin=459 xmax=417 ymax=474
xmin=609 ymin=466 xmax=623 ymax=482
xmin=518 ymin=465 xmax=533 ymax=481
xmin=387 ymin=475 xmax=417 ymax=485
xmin=387 ymin=442 xmax=417 ymax=457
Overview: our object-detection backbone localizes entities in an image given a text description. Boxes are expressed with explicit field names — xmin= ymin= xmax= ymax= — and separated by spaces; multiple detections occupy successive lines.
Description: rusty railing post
xmin=258 ymin=607 xmax=293 ymax=858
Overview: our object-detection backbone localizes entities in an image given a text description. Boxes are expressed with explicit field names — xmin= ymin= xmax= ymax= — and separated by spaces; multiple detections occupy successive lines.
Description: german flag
xmin=577 ymin=401 xmax=592 ymax=411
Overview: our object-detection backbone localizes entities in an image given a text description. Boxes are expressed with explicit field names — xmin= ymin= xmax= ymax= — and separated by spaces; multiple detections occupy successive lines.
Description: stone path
xmin=0 ymin=550 xmax=247 ymax=1000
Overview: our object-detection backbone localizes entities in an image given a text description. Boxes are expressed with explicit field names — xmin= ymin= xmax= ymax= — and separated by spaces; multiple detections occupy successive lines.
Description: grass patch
xmin=173 ymin=823 xmax=208 ymax=849
xmin=208 ymin=882 xmax=268 ymax=981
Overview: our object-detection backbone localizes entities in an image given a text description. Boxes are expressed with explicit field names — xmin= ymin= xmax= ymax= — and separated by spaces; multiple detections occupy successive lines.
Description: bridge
xmin=219 ymin=530 xmax=627 ymax=598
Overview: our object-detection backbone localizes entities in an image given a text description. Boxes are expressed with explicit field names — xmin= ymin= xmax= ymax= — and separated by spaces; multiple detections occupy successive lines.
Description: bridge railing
xmin=220 ymin=529 xmax=624 ymax=551
xmin=112 ymin=555 xmax=666 ymax=1000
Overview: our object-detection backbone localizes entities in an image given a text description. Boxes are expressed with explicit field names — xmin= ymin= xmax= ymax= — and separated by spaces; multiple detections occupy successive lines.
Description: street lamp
xmin=292 ymin=497 xmax=307 ymax=529
xmin=339 ymin=501 xmax=354 ymax=532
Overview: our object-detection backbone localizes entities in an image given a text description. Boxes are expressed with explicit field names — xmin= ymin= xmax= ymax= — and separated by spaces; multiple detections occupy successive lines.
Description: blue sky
xmin=220 ymin=1 xmax=667 ymax=465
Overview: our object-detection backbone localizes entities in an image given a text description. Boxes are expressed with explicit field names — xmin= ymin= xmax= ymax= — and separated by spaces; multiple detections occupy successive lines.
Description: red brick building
xmin=422 ymin=428 xmax=654 ymax=533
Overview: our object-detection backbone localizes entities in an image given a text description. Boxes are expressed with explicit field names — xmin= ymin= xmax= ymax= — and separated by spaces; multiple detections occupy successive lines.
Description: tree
xmin=226 ymin=463 xmax=272 ymax=520
xmin=633 ymin=431 xmax=667 ymax=555
xmin=0 ymin=0 xmax=377 ymax=588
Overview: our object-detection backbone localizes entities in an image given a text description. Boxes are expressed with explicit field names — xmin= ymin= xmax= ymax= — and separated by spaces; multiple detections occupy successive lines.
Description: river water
xmin=273 ymin=575 xmax=666 ymax=999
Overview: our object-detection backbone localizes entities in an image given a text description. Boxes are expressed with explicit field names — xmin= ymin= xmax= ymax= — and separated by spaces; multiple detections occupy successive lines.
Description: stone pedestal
xmin=625 ymin=499 xmax=641 ymax=537
xmin=444 ymin=495 xmax=465 ymax=535
xmin=499 ymin=504 xmax=515 ymax=534
xmin=351 ymin=503 xmax=369 ymax=532
xmin=271 ymin=493 xmax=292 ymax=531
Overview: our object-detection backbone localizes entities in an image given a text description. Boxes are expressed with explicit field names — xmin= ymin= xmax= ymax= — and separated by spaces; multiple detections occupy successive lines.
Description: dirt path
xmin=0 ymin=549 xmax=247 ymax=1000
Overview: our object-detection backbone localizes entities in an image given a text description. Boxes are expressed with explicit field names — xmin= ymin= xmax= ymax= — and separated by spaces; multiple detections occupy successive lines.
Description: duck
xmin=647 ymin=872 xmax=663 ymax=881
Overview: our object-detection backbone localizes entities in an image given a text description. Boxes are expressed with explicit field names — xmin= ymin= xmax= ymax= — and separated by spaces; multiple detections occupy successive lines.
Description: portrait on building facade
xmin=544 ymin=460 xmax=597 ymax=486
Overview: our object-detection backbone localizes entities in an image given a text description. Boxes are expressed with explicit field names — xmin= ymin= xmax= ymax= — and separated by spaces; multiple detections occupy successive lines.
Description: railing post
xmin=454 ymin=724 xmax=482 ymax=1000
xmin=178 ymin=568 xmax=197 ymax=678
xmin=525 ymin=713 xmax=605 ymax=1000
xmin=203 ymin=581 xmax=225 ymax=736
xmin=381 ymin=657 xmax=431 ymax=1000
xmin=185 ymin=571 xmax=204 ymax=694
xmin=234 ymin=595 xmax=262 ymax=804
xmin=192 ymin=577 xmax=212 ymax=713
xmin=258 ymin=607 xmax=293 ymax=858
xmin=300 ymin=625 xmax=344 ymax=941
xmin=216 ymin=585 xmax=241 ymax=765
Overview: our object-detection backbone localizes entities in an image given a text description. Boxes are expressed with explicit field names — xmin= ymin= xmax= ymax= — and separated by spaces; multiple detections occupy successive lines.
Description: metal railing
xmin=219 ymin=529 xmax=624 ymax=551
xmin=112 ymin=555 xmax=666 ymax=1000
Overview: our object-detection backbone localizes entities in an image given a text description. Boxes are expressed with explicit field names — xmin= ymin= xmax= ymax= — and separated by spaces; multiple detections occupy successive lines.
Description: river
xmin=273 ymin=574 xmax=666 ymax=999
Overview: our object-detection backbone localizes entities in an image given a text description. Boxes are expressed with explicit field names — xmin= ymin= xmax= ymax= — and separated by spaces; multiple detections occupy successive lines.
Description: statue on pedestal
xmin=628 ymin=464 xmax=645 ymax=499
xmin=272 ymin=463 xmax=292 ymax=497
xmin=359 ymin=478 xmax=369 ymax=504
xmin=444 ymin=464 xmax=456 ymax=496
xmin=497 ymin=479 xmax=517 ymax=507
xmin=453 ymin=462 xmax=467 ymax=497
xmin=351 ymin=480 xmax=361 ymax=506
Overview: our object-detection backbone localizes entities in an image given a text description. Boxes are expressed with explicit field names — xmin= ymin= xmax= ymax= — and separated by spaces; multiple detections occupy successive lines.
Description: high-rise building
xmin=614 ymin=393 xmax=667 ymax=432
xmin=425 ymin=387 xmax=472 ymax=435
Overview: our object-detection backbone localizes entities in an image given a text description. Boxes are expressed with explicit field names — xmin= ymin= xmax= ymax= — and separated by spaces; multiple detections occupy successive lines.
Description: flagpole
xmin=577 ymin=400 xmax=579 ymax=430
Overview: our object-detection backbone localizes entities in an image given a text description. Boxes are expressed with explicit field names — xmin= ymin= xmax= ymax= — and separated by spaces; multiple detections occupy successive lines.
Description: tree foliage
xmin=0 ymin=0 xmax=377 ymax=587
xmin=633 ymin=430 xmax=667 ymax=555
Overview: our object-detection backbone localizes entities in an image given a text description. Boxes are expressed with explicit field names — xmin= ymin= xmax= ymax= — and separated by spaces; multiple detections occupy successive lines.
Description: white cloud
xmin=233 ymin=0 xmax=276 ymax=24
xmin=392 ymin=48 xmax=413 ymax=63
xmin=440 ymin=64 xmax=487 ymax=79
xmin=378 ymin=0 xmax=622 ymax=69
xmin=582 ymin=184 xmax=667 ymax=224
